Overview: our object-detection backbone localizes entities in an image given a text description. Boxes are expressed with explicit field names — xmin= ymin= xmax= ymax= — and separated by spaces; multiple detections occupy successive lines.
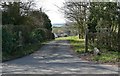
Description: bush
xmin=2 ymin=25 xmax=19 ymax=54
xmin=2 ymin=27 xmax=13 ymax=53
xmin=30 ymin=28 xmax=44 ymax=43
xmin=2 ymin=25 xmax=54 ymax=61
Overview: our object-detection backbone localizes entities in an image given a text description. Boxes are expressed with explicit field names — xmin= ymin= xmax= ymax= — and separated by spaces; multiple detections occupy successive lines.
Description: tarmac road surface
xmin=2 ymin=40 xmax=118 ymax=74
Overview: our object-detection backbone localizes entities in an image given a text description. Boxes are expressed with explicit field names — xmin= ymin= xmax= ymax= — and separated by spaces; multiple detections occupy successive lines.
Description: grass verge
xmin=56 ymin=36 xmax=85 ymax=53
xmin=56 ymin=36 xmax=119 ymax=64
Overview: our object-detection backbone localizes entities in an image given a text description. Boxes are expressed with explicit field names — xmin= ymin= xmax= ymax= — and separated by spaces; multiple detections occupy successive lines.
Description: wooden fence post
xmin=85 ymin=29 xmax=88 ymax=53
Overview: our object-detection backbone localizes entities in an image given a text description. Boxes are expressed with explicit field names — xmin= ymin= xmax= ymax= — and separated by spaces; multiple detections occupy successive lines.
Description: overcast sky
xmin=23 ymin=0 xmax=118 ymax=24
xmin=34 ymin=0 xmax=66 ymax=24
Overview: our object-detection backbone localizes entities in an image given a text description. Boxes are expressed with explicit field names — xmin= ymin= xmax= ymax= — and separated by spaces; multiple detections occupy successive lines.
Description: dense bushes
xmin=94 ymin=29 xmax=118 ymax=51
xmin=2 ymin=25 xmax=54 ymax=61
xmin=2 ymin=25 xmax=14 ymax=54
xmin=2 ymin=25 xmax=54 ymax=53
xmin=30 ymin=28 xmax=54 ymax=43
xmin=87 ymin=2 xmax=119 ymax=52
xmin=63 ymin=1 xmax=119 ymax=52
xmin=1 ymin=1 xmax=55 ymax=61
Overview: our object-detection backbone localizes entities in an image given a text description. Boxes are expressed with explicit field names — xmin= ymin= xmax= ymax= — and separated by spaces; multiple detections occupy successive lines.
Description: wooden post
xmin=0 ymin=30 xmax=1 ymax=62
xmin=84 ymin=2 xmax=88 ymax=53
xmin=85 ymin=29 xmax=88 ymax=53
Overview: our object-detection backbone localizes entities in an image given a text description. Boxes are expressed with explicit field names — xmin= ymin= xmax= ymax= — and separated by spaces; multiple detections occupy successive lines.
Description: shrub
xmin=2 ymin=25 xmax=19 ymax=53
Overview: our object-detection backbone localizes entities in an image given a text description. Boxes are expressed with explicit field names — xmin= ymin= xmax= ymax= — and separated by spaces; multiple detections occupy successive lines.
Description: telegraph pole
xmin=85 ymin=0 xmax=90 ymax=53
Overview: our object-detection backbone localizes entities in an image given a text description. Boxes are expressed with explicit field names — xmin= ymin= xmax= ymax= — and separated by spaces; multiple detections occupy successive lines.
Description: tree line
xmin=63 ymin=1 xmax=120 ymax=52
xmin=1 ymin=1 xmax=54 ymax=61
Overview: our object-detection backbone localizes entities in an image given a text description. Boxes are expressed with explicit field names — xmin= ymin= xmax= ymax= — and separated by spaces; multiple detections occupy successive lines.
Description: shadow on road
xmin=2 ymin=40 xmax=118 ymax=74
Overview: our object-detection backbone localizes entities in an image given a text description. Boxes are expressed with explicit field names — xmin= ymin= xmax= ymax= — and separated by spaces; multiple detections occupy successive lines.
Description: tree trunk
xmin=118 ymin=11 xmax=120 ymax=52
xmin=78 ymin=25 xmax=81 ymax=39
xmin=79 ymin=34 xmax=81 ymax=39
xmin=85 ymin=29 xmax=88 ymax=53
xmin=118 ymin=22 xmax=120 ymax=52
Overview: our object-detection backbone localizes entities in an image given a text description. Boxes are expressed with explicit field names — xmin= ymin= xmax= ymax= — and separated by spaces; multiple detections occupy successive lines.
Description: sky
xmin=25 ymin=0 xmax=119 ymax=25
xmin=34 ymin=0 xmax=66 ymax=25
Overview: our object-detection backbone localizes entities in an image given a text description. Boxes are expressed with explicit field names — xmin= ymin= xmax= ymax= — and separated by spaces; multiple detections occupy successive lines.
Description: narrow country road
xmin=2 ymin=40 xmax=118 ymax=74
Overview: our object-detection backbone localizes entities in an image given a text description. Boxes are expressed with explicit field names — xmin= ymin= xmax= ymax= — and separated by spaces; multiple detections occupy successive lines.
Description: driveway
xmin=2 ymin=40 xmax=118 ymax=74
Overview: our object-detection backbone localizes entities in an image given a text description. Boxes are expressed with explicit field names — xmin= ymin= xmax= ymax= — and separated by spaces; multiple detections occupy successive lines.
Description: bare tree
xmin=63 ymin=0 xmax=89 ymax=38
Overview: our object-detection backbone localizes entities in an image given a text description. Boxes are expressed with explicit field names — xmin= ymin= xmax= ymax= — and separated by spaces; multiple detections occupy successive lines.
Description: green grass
xmin=56 ymin=36 xmax=85 ymax=53
xmin=92 ymin=51 xmax=119 ymax=63
xmin=56 ymin=36 xmax=119 ymax=64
